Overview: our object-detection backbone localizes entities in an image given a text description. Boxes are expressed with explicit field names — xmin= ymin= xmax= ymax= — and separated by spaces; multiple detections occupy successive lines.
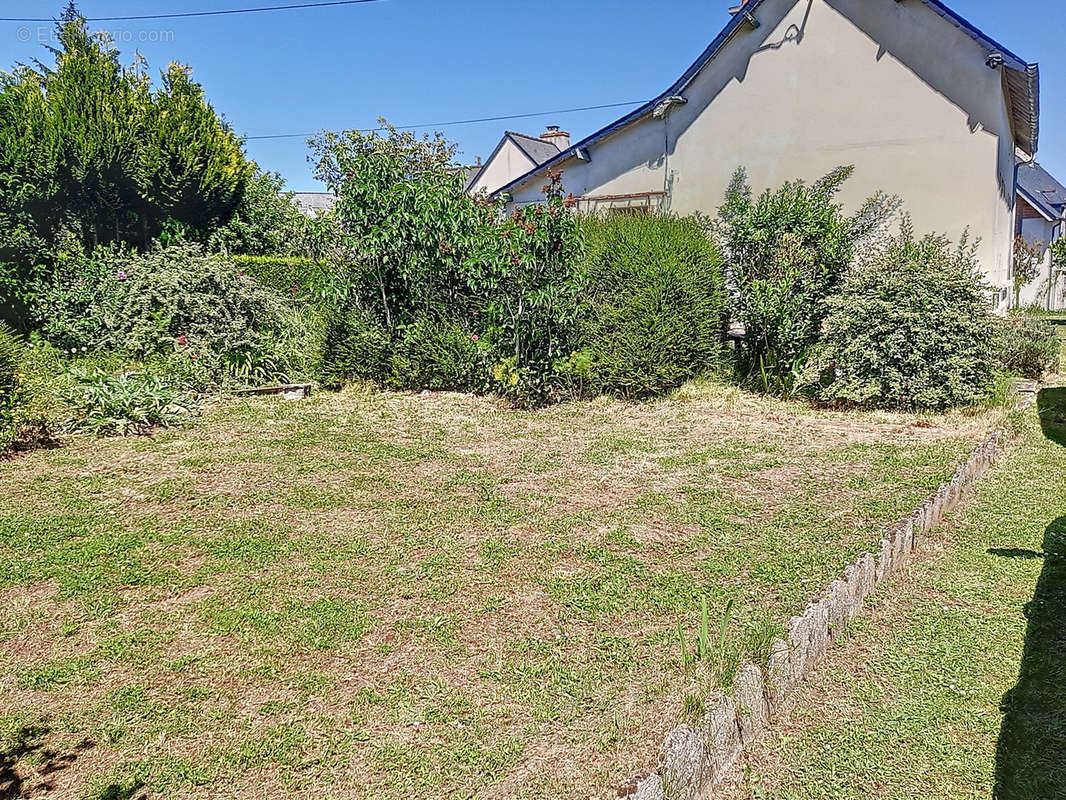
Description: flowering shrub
xmin=473 ymin=170 xmax=585 ymax=407
xmin=33 ymin=243 xmax=306 ymax=387
xmin=806 ymin=222 xmax=995 ymax=410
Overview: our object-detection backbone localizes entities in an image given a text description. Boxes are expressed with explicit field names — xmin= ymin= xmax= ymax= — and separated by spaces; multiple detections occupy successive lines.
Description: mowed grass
xmin=0 ymin=381 xmax=996 ymax=799
xmin=723 ymin=398 xmax=1066 ymax=799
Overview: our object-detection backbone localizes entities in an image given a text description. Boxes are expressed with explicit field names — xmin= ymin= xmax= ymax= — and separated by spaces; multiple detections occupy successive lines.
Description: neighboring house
xmin=494 ymin=0 xmax=1040 ymax=307
xmin=290 ymin=192 xmax=336 ymax=217
xmin=467 ymin=127 xmax=571 ymax=196
xmin=1015 ymin=161 xmax=1065 ymax=309
xmin=462 ymin=161 xmax=483 ymax=191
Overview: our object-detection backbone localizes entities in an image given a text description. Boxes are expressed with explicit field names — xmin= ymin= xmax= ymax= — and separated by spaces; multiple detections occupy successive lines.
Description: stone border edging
xmin=620 ymin=424 xmax=1009 ymax=800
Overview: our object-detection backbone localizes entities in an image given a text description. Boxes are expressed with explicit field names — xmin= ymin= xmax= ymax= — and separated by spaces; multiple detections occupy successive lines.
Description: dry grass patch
xmin=0 ymin=381 xmax=998 ymax=799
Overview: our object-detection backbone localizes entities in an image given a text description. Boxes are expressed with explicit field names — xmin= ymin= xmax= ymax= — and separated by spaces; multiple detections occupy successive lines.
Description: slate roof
xmin=466 ymin=131 xmax=563 ymax=192
xmin=494 ymin=0 xmax=1040 ymax=197
xmin=462 ymin=164 xmax=481 ymax=190
xmin=1017 ymin=162 xmax=1066 ymax=221
xmin=290 ymin=192 xmax=336 ymax=216
xmin=507 ymin=132 xmax=562 ymax=165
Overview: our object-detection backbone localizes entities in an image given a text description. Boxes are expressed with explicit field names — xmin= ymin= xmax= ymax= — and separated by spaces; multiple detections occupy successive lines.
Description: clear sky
xmin=0 ymin=0 xmax=1062 ymax=192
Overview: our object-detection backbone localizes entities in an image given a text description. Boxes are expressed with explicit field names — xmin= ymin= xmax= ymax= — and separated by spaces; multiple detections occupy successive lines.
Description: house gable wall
xmin=508 ymin=0 xmax=1018 ymax=289
xmin=469 ymin=137 xmax=537 ymax=196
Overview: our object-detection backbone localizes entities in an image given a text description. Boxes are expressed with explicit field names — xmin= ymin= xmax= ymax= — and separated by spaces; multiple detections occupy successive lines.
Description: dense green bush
xmin=578 ymin=214 xmax=727 ymax=398
xmin=311 ymin=124 xmax=585 ymax=406
xmin=33 ymin=243 xmax=304 ymax=387
xmin=317 ymin=307 xmax=392 ymax=388
xmin=390 ymin=317 xmax=487 ymax=392
xmin=717 ymin=166 xmax=895 ymax=394
xmin=0 ymin=324 xmax=22 ymax=448
xmin=808 ymin=223 xmax=995 ymax=410
xmin=0 ymin=8 xmax=251 ymax=315
xmin=61 ymin=369 xmax=195 ymax=436
xmin=208 ymin=170 xmax=310 ymax=257
xmin=231 ymin=254 xmax=332 ymax=298
xmin=994 ymin=315 xmax=1061 ymax=378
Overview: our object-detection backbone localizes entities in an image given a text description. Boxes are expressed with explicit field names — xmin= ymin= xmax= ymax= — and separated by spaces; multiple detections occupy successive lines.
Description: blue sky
xmin=0 ymin=0 xmax=1062 ymax=192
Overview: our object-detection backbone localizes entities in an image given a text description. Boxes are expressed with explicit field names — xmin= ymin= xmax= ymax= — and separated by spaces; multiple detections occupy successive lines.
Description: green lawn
xmin=724 ymin=399 xmax=1066 ymax=800
xmin=0 ymin=382 xmax=996 ymax=799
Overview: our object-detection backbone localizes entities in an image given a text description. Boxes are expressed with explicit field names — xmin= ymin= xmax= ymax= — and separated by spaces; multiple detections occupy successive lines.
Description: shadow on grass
xmin=992 ymin=513 xmax=1066 ymax=799
xmin=0 ymin=724 xmax=87 ymax=799
xmin=0 ymin=724 xmax=142 ymax=800
xmin=1037 ymin=387 xmax=1066 ymax=448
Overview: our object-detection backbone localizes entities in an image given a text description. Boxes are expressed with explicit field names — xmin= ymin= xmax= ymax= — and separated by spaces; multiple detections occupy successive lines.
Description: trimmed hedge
xmin=577 ymin=215 xmax=727 ymax=399
xmin=231 ymin=254 xmax=332 ymax=298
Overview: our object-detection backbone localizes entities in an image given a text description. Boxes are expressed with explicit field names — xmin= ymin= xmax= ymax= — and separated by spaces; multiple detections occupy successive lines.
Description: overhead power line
xmin=243 ymin=100 xmax=649 ymax=142
xmin=0 ymin=0 xmax=382 ymax=23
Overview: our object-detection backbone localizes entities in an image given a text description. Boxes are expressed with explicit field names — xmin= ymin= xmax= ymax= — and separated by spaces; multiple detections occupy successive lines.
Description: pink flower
xmin=177 ymin=335 xmax=188 ymax=346
xmin=116 ymin=271 xmax=127 ymax=281
xmin=471 ymin=334 xmax=479 ymax=342
xmin=75 ymin=278 xmax=84 ymax=286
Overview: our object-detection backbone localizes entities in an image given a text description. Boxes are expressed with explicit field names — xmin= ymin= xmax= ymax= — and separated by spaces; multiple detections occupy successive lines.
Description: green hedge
xmin=577 ymin=215 xmax=727 ymax=399
xmin=231 ymin=254 xmax=332 ymax=298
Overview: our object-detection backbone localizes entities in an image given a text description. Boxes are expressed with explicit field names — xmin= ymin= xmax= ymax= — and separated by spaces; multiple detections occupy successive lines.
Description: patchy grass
xmin=0 ymin=381 xmax=997 ymax=799
xmin=724 ymin=400 xmax=1066 ymax=800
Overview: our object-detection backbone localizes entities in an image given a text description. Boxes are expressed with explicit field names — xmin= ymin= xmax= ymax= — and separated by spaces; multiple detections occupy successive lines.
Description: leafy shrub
xmin=34 ymin=243 xmax=302 ymax=387
xmin=61 ymin=369 xmax=195 ymax=436
xmin=994 ymin=315 xmax=1061 ymax=378
xmin=475 ymin=171 xmax=585 ymax=407
xmin=0 ymin=324 xmax=23 ymax=448
xmin=317 ymin=307 xmax=392 ymax=388
xmin=231 ymin=254 xmax=333 ymax=299
xmin=578 ymin=214 xmax=727 ymax=398
xmin=312 ymin=124 xmax=585 ymax=407
xmin=717 ymin=166 xmax=896 ymax=394
xmin=208 ymin=170 xmax=310 ymax=257
xmin=808 ymin=222 xmax=995 ymax=410
xmin=390 ymin=317 xmax=487 ymax=392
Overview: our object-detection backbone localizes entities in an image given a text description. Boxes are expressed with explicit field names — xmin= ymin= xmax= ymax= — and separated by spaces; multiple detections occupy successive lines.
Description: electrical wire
xmin=0 ymin=0 xmax=382 ymax=23
xmin=243 ymin=100 xmax=649 ymax=141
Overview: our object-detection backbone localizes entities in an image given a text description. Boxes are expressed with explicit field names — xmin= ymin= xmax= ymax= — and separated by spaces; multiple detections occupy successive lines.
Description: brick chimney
xmin=540 ymin=125 xmax=571 ymax=152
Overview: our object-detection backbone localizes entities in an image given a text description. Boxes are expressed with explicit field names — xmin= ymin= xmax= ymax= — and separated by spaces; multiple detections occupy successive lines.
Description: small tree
xmin=309 ymin=125 xmax=585 ymax=406
xmin=309 ymin=120 xmax=493 ymax=332
xmin=717 ymin=166 xmax=895 ymax=394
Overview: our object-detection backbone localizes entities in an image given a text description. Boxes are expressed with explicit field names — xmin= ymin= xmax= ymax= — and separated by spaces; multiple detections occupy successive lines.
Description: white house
xmin=467 ymin=127 xmax=571 ymax=196
xmin=493 ymin=0 xmax=1040 ymax=307
xmin=1015 ymin=161 xmax=1065 ymax=310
